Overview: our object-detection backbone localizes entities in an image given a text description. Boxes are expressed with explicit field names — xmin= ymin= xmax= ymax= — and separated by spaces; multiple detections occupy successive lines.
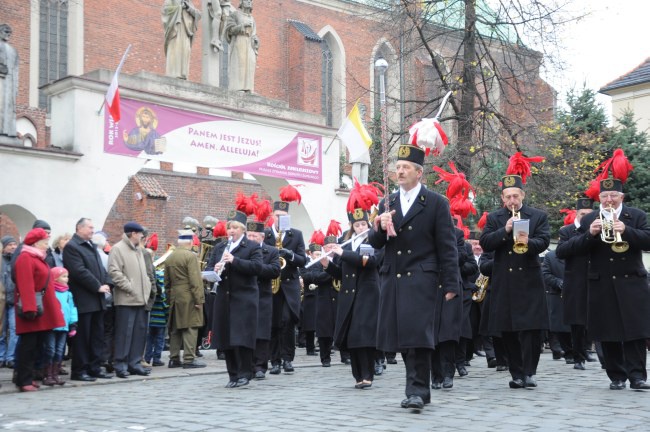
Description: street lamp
xmin=374 ymin=58 xmax=390 ymax=237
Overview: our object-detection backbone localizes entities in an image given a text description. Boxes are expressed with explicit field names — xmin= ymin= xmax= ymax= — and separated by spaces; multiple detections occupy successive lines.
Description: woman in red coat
xmin=14 ymin=228 xmax=65 ymax=391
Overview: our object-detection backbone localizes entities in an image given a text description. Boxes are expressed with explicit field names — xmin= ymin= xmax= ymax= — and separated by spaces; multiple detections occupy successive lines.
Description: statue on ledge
xmin=162 ymin=0 xmax=201 ymax=80
xmin=0 ymin=24 xmax=18 ymax=138
xmin=225 ymin=0 xmax=259 ymax=93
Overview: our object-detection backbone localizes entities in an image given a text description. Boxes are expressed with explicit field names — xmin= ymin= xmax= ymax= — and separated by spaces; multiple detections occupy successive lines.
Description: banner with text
xmin=104 ymin=98 xmax=322 ymax=183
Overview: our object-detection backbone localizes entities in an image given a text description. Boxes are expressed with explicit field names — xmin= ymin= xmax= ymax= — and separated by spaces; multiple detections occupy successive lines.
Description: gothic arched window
xmin=321 ymin=41 xmax=334 ymax=127
xmin=39 ymin=0 xmax=68 ymax=109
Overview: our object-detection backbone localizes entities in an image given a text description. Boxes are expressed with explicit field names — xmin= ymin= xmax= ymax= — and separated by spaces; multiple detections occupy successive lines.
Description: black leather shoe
xmin=183 ymin=360 xmax=207 ymax=369
xmin=406 ymin=395 xmax=424 ymax=409
xmin=116 ymin=370 xmax=130 ymax=379
xmin=474 ymin=350 xmax=486 ymax=357
xmin=374 ymin=362 xmax=383 ymax=375
xmin=442 ymin=376 xmax=453 ymax=389
xmin=254 ymin=370 xmax=265 ymax=380
xmin=400 ymin=398 xmax=409 ymax=408
xmin=321 ymin=361 xmax=331 ymax=368
xmin=235 ymin=377 xmax=250 ymax=387
xmin=283 ymin=361 xmax=294 ymax=373
xmin=586 ymin=352 xmax=598 ymax=362
xmin=457 ymin=366 xmax=468 ymax=377
xmin=610 ymin=380 xmax=626 ymax=390
xmin=306 ymin=351 xmax=317 ymax=356
xmin=129 ymin=367 xmax=151 ymax=376
xmin=487 ymin=358 xmax=497 ymax=368
xmin=152 ymin=360 xmax=165 ymax=367
xmin=168 ymin=360 xmax=183 ymax=368
xmin=89 ymin=370 xmax=113 ymax=379
xmin=524 ymin=376 xmax=537 ymax=387
xmin=464 ymin=360 xmax=471 ymax=367
xmin=565 ymin=357 xmax=575 ymax=365
xmin=387 ymin=358 xmax=398 ymax=365
xmin=552 ymin=351 xmax=564 ymax=360
xmin=573 ymin=361 xmax=586 ymax=370
xmin=225 ymin=380 xmax=237 ymax=388
xmin=431 ymin=381 xmax=442 ymax=390
xmin=71 ymin=373 xmax=97 ymax=382
xmin=269 ymin=364 xmax=281 ymax=374
xmin=496 ymin=365 xmax=508 ymax=372
xmin=217 ymin=352 xmax=226 ymax=360
xmin=630 ymin=380 xmax=650 ymax=390
xmin=509 ymin=379 xmax=525 ymax=389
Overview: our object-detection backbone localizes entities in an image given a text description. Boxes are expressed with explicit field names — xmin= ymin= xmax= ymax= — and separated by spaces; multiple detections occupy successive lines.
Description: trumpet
xmin=472 ymin=273 xmax=489 ymax=303
xmin=599 ymin=206 xmax=629 ymax=253
xmin=210 ymin=236 xmax=233 ymax=295
xmin=511 ymin=206 xmax=528 ymax=254
xmin=272 ymin=230 xmax=285 ymax=295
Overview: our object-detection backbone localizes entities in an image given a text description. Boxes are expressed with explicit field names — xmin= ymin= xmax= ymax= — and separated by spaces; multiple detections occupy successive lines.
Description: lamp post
xmin=374 ymin=58 xmax=389 ymax=207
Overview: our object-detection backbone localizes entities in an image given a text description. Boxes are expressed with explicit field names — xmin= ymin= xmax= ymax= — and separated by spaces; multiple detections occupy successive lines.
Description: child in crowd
xmin=42 ymin=267 xmax=78 ymax=386
xmin=144 ymin=268 xmax=168 ymax=367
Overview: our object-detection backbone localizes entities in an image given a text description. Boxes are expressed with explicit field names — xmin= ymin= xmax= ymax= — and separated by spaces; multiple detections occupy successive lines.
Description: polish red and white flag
xmin=105 ymin=45 xmax=132 ymax=122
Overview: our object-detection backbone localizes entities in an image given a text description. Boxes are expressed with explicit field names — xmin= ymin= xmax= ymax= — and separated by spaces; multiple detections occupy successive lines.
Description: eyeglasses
xmin=599 ymin=193 xmax=622 ymax=200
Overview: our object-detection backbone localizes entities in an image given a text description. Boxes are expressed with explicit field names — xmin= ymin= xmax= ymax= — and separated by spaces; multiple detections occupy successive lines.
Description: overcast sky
xmin=542 ymin=0 xmax=648 ymax=118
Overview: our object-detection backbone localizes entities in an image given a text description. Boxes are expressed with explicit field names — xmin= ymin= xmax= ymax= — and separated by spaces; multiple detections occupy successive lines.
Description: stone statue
xmin=207 ymin=1 xmax=232 ymax=53
xmin=162 ymin=0 xmax=202 ymax=80
xmin=225 ymin=0 xmax=259 ymax=92
xmin=0 ymin=24 xmax=18 ymax=138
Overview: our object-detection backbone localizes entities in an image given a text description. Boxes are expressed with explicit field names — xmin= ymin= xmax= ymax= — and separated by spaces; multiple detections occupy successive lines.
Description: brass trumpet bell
xmin=599 ymin=206 xmax=629 ymax=253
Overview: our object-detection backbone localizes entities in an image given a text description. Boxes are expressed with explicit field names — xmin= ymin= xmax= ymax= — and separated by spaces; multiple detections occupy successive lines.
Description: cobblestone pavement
xmin=0 ymin=349 xmax=648 ymax=432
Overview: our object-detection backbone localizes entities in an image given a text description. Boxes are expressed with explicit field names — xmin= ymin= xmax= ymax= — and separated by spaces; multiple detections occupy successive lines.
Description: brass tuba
xmin=198 ymin=242 xmax=214 ymax=271
xmin=599 ymin=206 xmax=629 ymax=253
xmin=511 ymin=206 xmax=528 ymax=254
xmin=271 ymin=230 xmax=286 ymax=294
xmin=472 ymin=274 xmax=489 ymax=303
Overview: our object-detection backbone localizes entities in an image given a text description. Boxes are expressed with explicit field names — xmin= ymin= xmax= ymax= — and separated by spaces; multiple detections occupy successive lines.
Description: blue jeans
xmin=144 ymin=327 xmax=165 ymax=363
xmin=0 ymin=307 xmax=18 ymax=362
xmin=43 ymin=331 xmax=68 ymax=363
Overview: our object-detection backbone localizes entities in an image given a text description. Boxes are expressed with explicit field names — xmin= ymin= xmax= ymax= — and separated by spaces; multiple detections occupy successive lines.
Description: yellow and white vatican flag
xmin=337 ymin=101 xmax=372 ymax=162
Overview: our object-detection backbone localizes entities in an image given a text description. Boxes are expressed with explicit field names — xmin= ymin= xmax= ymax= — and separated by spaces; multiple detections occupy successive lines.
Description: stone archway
xmin=0 ymin=204 xmax=38 ymax=238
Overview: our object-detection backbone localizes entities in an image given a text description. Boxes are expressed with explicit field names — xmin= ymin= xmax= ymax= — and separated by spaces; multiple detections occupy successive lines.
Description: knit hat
xmin=24 ymin=228 xmax=49 ymax=245
xmin=1 ymin=235 xmax=17 ymax=248
xmin=51 ymin=267 xmax=68 ymax=281
xmin=32 ymin=220 xmax=51 ymax=231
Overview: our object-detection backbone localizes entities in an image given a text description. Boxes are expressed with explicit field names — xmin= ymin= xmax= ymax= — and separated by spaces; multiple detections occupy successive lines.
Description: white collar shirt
xmin=400 ymin=183 xmax=422 ymax=216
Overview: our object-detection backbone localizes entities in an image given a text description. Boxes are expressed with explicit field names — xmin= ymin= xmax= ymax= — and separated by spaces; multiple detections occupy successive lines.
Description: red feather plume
xmin=212 ymin=220 xmax=227 ymax=238
xmin=236 ymin=192 xmax=258 ymax=216
xmin=279 ymin=185 xmax=302 ymax=204
xmin=449 ymin=195 xmax=477 ymax=219
xmin=309 ymin=230 xmax=325 ymax=246
xmin=560 ymin=209 xmax=576 ymax=226
xmin=146 ymin=233 xmax=159 ymax=252
xmin=347 ymin=178 xmax=384 ymax=213
xmin=433 ymin=161 xmax=475 ymax=201
xmin=254 ymin=199 xmax=272 ymax=223
xmin=584 ymin=171 xmax=608 ymax=202
xmin=595 ymin=148 xmax=633 ymax=183
xmin=453 ymin=215 xmax=470 ymax=239
xmin=506 ymin=152 xmax=545 ymax=184
xmin=326 ymin=220 xmax=342 ymax=237
xmin=477 ymin=211 xmax=488 ymax=230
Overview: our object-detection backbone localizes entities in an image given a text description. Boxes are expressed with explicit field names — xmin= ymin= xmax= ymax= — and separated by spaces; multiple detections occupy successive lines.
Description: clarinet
xmin=210 ymin=236 xmax=233 ymax=295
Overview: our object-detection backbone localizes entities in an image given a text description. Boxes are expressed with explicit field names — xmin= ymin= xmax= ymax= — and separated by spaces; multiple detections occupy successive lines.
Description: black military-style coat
xmin=562 ymin=205 xmax=650 ymax=341
xmin=325 ymin=239 xmax=380 ymax=350
xmin=555 ymin=223 xmax=590 ymax=326
xmin=477 ymin=252 xmax=497 ymax=337
xmin=368 ymin=186 xmax=460 ymax=351
xmin=211 ymin=237 xmax=262 ymax=350
xmin=480 ymin=204 xmax=550 ymax=332
xmin=542 ymin=250 xmax=570 ymax=333
xmin=264 ymin=228 xmax=307 ymax=324
xmin=458 ymin=232 xmax=478 ymax=339
xmin=256 ymin=243 xmax=281 ymax=341
xmin=304 ymin=262 xmax=339 ymax=338
xmin=299 ymin=262 xmax=320 ymax=333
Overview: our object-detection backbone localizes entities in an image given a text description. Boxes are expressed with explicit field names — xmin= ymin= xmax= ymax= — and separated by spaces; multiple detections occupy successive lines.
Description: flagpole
xmin=97 ymin=44 xmax=132 ymax=116
xmin=323 ymin=135 xmax=337 ymax=155
xmin=375 ymin=58 xmax=390 ymax=239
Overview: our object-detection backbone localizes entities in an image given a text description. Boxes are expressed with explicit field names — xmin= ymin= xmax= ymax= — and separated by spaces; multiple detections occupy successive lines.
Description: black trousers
xmin=483 ymin=336 xmax=496 ymax=360
xmin=601 ymin=339 xmax=648 ymax=383
xmin=456 ymin=337 xmax=470 ymax=366
xmin=271 ymin=324 xmax=295 ymax=364
xmin=113 ymin=306 xmax=148 ymax=373
xmin=103 ymin=306 xmax=115 ymax=363
xmin=350 ymin=347 xmax=375 ymax=382
xmin=401 ymin=348 xmax=431 ymax=401
xmin=73 ymin=310 xmax=106 ymax=375
xmin=16 ymin=330 xmax=51 ymax=387
xmin=493 ymin=336 xmax=508 ymax=366
xmin=305 ymin=331 xmax=315 ymax=352
xmin=319 ymin=337 xmax=333 ymax=363
xmin=254 ymin=339 xmax=270 ymax=373
xmin=571 ymin=324 xmax=588 ymax=362
xmin=224 ymin=346 xmax=253 ymax=381
xmin=431 ymin=341 xmax=456 ymax=382
xmin=502 ymin=330 xmax=542 ymax=380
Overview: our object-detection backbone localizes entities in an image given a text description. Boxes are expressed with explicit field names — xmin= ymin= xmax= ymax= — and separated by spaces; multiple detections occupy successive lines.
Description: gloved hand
xmin=279 ymin=248 xmax=294 ymax=261
xmin=23 ymin=311 xmax=37 ymax=320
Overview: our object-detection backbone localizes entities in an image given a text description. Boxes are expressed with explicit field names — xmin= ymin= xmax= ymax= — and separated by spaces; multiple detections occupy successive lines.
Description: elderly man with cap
xmin=555 ymin=197 xmax=597 ymax=371
xmin=0 ymin=235 xmax=17 ymax=368
xmin=480 ymin=174 xmax=550 ymax=389
xmin=107 ymin=222 xmax=155 ymax=378
xmin=369 ymin=143 xmax=460 ymax=410
xmin=565 ymin=174 xmax=650 ymax=390
xmin=165 ymin=229 xmax=206 ymax=369
xmin=63 ymin=218 xmax=113 ymax=381
xmin=264 ymin=186 xmax=307 ymax=375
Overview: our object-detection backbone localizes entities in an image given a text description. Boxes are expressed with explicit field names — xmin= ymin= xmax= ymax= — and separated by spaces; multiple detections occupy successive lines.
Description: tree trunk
xmin=458 ymin=0 xmax=477 ymax=180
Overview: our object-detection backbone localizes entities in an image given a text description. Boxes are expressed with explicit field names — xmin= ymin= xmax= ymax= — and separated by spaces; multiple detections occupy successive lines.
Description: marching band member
xmin=211 ymin=209 xmax=262 ymax=388
xmin=480 ymin=167 xmax=550 ymax=389
xmin=299 ymin=231 xmax=326 ymax=357
xmin=324 ymin=183 xmax=381 ymax=389
xmin=264 ymin=186 xmax=307 ymax=375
